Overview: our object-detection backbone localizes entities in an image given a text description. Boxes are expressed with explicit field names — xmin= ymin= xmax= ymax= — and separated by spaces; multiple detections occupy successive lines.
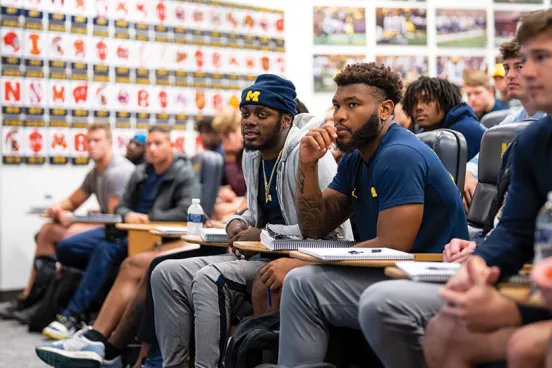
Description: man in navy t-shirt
xmin=329 ymin=123 xmax=467 ymax=253
xmin=277 ymin=62 xmax=468 ymax=366
xmin=402 ymin=76 xmax=486 ymax=160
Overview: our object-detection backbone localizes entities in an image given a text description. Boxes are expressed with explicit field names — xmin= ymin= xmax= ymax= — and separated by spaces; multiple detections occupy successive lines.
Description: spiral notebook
xmin=298 ymin=247 xmax=414 ymax=261
xmin=200 ymin=228 xmax=228 ymax=243
xmin=396 ymin=262 xmax=460 ymax=282
xmin=396 ymin=262 xmax=531 ymax=284
xmin=261 ymin=229 xmax=354 ymax=251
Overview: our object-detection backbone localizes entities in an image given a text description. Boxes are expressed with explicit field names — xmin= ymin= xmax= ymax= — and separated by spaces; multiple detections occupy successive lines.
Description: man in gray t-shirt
xmin=80 ymin=153 xmax=134 ymax=214
xmin=2 ymin=124 xmax=133 ymax=319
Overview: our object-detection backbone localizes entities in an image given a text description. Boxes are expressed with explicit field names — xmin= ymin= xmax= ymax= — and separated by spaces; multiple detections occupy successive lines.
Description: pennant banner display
xmin=0 ymin=0 xmax=285 ymax=164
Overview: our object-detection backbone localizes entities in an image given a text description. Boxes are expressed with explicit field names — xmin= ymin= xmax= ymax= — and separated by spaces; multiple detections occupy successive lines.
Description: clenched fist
xmin=299 ymin=125 xmax=337 ymax=165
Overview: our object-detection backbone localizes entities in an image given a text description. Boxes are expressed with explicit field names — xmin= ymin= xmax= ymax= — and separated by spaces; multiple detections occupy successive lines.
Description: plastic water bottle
xmin=534 ymin=192 xmax=552 ymax=264
xmin=187 ymin=199 xmax=204 ymax=236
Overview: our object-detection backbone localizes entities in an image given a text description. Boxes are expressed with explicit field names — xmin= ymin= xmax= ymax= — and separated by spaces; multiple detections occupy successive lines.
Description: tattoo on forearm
xmin=324 ymin=194 xmax=353 ymax=233
xmin=297 ymin=196 xmax=325 ymax=235
xmin=297 ymin=193 xmax=352 ymax=238
xmin=297 ymin=168 xmax=306 ymax=194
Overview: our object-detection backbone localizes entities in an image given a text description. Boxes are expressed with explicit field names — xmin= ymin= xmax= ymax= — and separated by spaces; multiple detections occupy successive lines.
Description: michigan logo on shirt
xmin=371 ymin=187 xmax=377 ymax=198
xmin=501 ymin=142 xmax=510 ymax=158
xmin=245 ymin=91 xmax=260 ymax=102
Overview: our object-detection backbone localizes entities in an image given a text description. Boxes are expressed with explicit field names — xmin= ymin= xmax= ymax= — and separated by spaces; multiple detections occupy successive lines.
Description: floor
xmin=0 ymin=318 xmax=49 ymax=367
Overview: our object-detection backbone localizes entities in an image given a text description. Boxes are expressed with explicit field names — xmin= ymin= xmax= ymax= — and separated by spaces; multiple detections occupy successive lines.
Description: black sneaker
xmin=0 ymin=300 xmax=24 ymax=319
xmin=12 ymin=302 xmax=41 ymax=325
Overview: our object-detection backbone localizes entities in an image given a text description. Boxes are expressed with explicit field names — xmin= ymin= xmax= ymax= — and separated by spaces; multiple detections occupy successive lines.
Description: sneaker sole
xmin=42 ymin=328 xmax=69 ymax=341
xmin=35 ymin=347 xmax=101 ymax=368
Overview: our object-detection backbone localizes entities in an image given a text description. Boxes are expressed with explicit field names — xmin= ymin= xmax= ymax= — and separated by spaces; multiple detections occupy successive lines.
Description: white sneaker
xmin=42 ymin=314 xmax=79 ymax=340
xmin=102 ymin=355 xmax=123 ymax=367
xmin=36 ymin=329 xmax=105 ymax=367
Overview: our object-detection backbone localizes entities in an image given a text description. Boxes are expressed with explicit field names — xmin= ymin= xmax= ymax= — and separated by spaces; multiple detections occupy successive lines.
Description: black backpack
xmin=22 ymin=255 xmax=57 ymax=309
xmin=28 ymin=266 xmax=83 ymax=332
xmin=224 ymin=312 xmax=280 ymax=368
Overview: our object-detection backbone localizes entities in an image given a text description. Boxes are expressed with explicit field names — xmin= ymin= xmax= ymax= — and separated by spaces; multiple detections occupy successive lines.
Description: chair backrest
xmin=480 ymin=109 xmax=512 ymax=129
xmin=191 ymin=150 xmax=224 ymax=218
xmin=416 ymin=129 xmax=468 ymax=194
xmin=467 ymin=121 xmax=532 ymax=227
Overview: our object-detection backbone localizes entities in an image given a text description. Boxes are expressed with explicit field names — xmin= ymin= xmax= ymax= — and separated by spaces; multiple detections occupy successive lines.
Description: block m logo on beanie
xmin=245 ymin=91 xmax=261 ymax=102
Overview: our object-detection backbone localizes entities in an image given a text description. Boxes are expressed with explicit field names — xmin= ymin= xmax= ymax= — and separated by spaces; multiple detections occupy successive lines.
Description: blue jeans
xmin=56 ymin=227 xmax=127 ymax=317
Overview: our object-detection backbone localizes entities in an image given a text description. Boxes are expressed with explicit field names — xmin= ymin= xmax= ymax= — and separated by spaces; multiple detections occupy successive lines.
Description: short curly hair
xmin=500 ymin=40 xmax=521 ymax=61
xmin=334 ymin=62 xmax=403 ymax=105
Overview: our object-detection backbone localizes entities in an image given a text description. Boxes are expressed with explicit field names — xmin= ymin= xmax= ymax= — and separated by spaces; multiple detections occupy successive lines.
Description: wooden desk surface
xmin=181 ymin=235 xmax=229 ymax=248
xmin=289 ymin=251 xmax=442 ymax=267
xmin=383 ymin=266 xmax=545 ymax=308
xmin=149 ymin=229 xmax=186 ymax=238
xmin=233 ymin=241 xmax=291 ymax=255
xmin=116 ymin=222 xmax=186 ymax=232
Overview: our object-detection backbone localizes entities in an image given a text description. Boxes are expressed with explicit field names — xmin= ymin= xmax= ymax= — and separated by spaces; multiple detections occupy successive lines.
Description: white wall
xmin=0 ymin=165 xmax=98 ymax=290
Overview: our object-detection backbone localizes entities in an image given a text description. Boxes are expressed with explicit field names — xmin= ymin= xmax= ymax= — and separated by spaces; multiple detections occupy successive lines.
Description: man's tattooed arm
xmin=295 ymin=164 xmax=352 ymax=238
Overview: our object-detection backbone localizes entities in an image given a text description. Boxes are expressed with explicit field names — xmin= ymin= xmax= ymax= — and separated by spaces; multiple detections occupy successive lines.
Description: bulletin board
xmin=0 ymin=0 xmax=285 ymax=165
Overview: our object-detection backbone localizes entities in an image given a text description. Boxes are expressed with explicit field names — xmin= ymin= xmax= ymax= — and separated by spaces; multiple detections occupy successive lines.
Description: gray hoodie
xmin=227 ymin=113 xmax=353 ymax=240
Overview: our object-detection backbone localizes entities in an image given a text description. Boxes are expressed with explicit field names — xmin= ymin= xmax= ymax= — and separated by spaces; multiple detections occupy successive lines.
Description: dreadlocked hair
xmin=334 ymin=62 xmax=403 ymax=105
xmin=402 ymin=77 xmax=462 ymax=120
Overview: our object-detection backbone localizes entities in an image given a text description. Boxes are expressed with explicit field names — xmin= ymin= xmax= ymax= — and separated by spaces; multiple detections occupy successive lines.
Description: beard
xmin=335 ymin=111 xmax=382 ymax=153
xmin=243 ymin=116 xmax=283 ymax=152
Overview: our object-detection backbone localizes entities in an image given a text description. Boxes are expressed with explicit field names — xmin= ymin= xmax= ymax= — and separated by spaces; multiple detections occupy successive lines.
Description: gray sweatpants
xmin=278 ymin=265 xmax=388 ymax=366
xmin=151 ymin=253 xmax=268 ymax=368
xmin=359 ymin=280 xmax=444 ymax=368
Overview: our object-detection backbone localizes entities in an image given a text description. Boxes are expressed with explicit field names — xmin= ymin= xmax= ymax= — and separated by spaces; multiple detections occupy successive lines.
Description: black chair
xmin=466 ymin=122 xmax=532 ymax=237
xmin=417 ymin=129 xmax=468 ymax=194
xmin=191 ymin=150 xmax=225 ymax=218
xmin=480 ymin=109 xmax=512 ymax=129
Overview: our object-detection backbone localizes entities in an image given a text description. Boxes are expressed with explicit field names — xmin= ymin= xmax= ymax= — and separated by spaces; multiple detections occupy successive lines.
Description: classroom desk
xmin=181 ymin=235 xmax=229 ymax=248
xmin=115 ymin=222 xmax=186 ymax=256
xmin=384 ymin=266 xmax=545 ymax=308
xmin=289 ymin=251 xmax=442 ymax=267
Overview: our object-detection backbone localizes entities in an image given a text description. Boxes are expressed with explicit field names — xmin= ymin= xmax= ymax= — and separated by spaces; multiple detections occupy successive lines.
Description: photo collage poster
xmin=312 ymin=0 xmax=548 ymax=93
xmin=0 ymin=0 xmax=285 ymax=165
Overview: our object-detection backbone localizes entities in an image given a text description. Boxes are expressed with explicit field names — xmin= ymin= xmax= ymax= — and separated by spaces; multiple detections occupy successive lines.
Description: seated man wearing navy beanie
xmin=149 ymin=74 xmax=352 ymax=368
xmin=402 ymin=77 xmax=486 ymax=160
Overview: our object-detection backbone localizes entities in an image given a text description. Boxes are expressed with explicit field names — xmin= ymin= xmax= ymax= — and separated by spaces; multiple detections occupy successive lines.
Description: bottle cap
xmin=192 ymin=198 xmax=200 ymax=204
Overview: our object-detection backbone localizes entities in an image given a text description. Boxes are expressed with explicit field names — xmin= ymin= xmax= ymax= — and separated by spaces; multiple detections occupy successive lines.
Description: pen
xmin=266 ymin=287 xmax=272 ymax=309
xmin=427 ymin=266 xmax=456 ymax=271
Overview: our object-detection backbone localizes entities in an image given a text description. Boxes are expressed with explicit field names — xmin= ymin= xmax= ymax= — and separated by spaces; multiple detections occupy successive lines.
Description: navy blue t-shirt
xmin=474 ymin=116 xmax=552 ymax=277
xmin=490 ymin=99 xmax=509 ymax=113
xmin=328 ymin=123 xmax=468 ymax=253
xmin=135 ymin=166 xmax=165 ymax=214
xmin=258 ymin=158 xmax=285 ymax=226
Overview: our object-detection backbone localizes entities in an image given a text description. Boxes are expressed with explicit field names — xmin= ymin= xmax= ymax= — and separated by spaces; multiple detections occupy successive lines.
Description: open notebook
xmin=155 ymin=226 xmax=188 ymax=235
xmin=298 ymin=247 xmax=414 ymax=261
xmin=199 ymin=228 xmax=228 ymax=243
xmin=396 ymin=261 xmax=531 ymax=284
xmin=260 ymin=229 xmax=354 ymax=251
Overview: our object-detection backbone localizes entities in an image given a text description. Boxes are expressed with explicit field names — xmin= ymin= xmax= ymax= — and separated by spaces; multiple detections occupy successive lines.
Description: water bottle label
xmin=188 ymin=213 xmax=203 ymax=223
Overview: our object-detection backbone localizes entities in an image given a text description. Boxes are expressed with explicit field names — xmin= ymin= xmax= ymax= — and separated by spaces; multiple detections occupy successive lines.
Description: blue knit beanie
xmin=132 ymin=133 xmax=146 ymax=145
xmin=240 ymin=74 xmax=297 ymax=116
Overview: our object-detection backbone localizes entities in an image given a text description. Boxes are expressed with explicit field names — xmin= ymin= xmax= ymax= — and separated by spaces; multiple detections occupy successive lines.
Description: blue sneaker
xmin=35 ymin=329 xmax=107 ymax=368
